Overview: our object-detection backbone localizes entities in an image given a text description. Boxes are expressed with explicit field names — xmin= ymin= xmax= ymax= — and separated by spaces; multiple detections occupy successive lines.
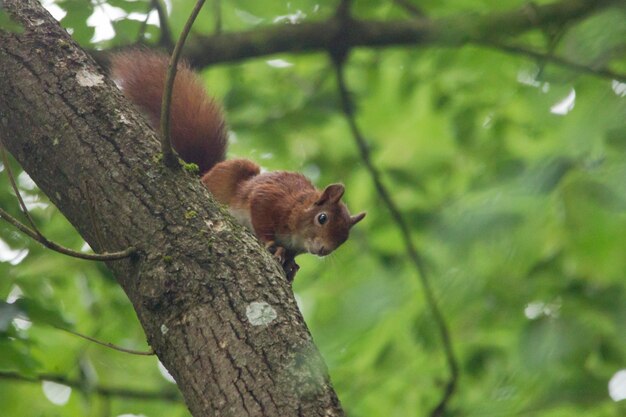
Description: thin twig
xmin=0 ymin=205 xmax=135 ymax=261
xmin=478 ymin=40 xmax=626 ymax=83
xmin=332 ymin=57 xmax=459 ymax=417
xmin=0 ymin=144 xmax=136 ymax=261
xmin=535 ymin=26 xmax=567 ymax=80
xmin=182 ymin=0 xmax=619 ymax=71
xmin=160 ymin=0 xmax=207 ymax=169
xmin=213 ymin=0 xmax=222 ymax=34
xmin=101 ymin=396 xmax=112 ymax=417
xmin=0 ymin=144 xmax=41 ymax=236
xmin=364 ymin=0 xmax=624 ymax=86
xmin=337 ymin=0 xmax=352 ymax=17
xmin=0 ymin=371 xmax=181 ymax=402
xmin=136 ymin=0 xmax=155 ymax=42
xmin=393 ymin=0 xmax=427 ymax=18
xmin=153 ymin=0 xmax=173 ymax=48
xmin=56 ymin=326 xmax=154 ymax=356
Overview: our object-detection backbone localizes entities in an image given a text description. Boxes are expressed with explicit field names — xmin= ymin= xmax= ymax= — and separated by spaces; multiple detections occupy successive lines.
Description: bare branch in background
xmin=332 ymin=56 xmax=459 ymax=417
xmin=154 ymin=0 xmax=173 ymax=48
xmin=393 ymin=0 xmax=427 ymax=18
xmin=55 ymin=326 xmax=155 ymax=356
xmin=178 ymin=0 xmax=623 ymax=83
xmin=480 ymin=40 xmax=626 ymax=83
xmin=0 ymin=371 xmax=181 ymax=403
xmin=0 ymin=143 xmax=136 ymax=262
xmin=136 ymin=0 xmax=154 ymax=42
xmin=213 ymin=0 xmax=222 ymax=34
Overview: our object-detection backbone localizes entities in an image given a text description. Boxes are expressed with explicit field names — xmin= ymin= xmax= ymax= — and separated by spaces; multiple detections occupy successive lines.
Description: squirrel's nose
xmin=317 ymin=247 xmax=331 ymax=256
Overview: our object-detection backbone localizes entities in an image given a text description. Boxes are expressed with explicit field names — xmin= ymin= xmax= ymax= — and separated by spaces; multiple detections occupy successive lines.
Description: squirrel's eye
xmin=317 ymin=213 xmax=328 ymax=225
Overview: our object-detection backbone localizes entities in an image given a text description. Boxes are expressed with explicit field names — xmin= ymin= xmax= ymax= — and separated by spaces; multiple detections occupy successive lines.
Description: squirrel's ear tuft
xmin=316 ymin=183 xmax=345 ymax=205
xmin=350 ymin=212 xmax=366 ymax=226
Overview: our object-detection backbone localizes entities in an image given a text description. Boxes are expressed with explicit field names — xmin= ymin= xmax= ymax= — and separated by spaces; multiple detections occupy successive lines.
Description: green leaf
xmin=0 ymin=301 xmax=20 ymax=332
xmin=58 ymin=0 xmax=95 ymax=44
xmin=111 ymin=18 xmax=142 ymax=43
xmin=0 ymin=339 xmax=40 ymax=373
xmin=13 ymin=298 xmax=70 ymax=329
xmin=0 ymin=9 xmax=24 ymax=33
xmin=518 ymin=157 xmax=575 ymax=194
xmin=107 ymin=0 xmax=152 ymax=14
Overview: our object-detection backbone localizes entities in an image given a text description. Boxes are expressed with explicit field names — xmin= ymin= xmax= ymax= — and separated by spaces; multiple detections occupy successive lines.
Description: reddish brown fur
xmin=202 ymin=159 xmax=261 ymax=205
xmin=111 ymin=51 xmax=365 ymax=280
xmin=110 ymin=51 xmax=227 ymax=174
xmin=204 ymin=164 xmax=362 ymax=257
xmin=238 ymin=171 xmax=318 ymax=245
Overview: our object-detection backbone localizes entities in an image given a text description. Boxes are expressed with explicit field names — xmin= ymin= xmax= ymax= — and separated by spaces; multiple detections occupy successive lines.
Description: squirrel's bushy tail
xmin=110 ymin=51 xmax=227 ymax=174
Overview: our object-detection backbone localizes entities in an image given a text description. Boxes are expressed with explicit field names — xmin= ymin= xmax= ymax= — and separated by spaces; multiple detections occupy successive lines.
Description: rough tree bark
xmin=0 ymin=1 xmax=343 ymax=416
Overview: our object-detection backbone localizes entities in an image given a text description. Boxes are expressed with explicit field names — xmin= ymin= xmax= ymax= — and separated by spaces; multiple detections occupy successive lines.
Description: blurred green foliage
xmin=1 ymin=0 xmax=626 ymax=416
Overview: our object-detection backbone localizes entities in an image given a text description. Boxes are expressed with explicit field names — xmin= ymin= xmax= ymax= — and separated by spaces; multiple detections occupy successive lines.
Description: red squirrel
xmin=110 ymin=51 xmax=365 ymax=281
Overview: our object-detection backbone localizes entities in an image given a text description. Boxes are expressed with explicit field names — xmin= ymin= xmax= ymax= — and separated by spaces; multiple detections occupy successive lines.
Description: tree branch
xmin=135 ymin=0 xmax=173 ymax=48
xmin=154 ymin=0 xmax=173 ymax=48
xmin=0 ymin=143 xmax=42 ymax=236
xmin=0 ymin=205 xmax=136 ymax=262
xmin=91 ymin=0 xmax=624 ymax=82
xmin=393 ymin=0 xmax=427 ymax=18
xmin=182 ymin=0 xmax=620 ymax=69
xmin=0 ymin=371 xmax=181 ymax=403
xmin=391 ymin=0 xmax=618 ymax=84
xmin=212 ymin=0 xmax=222 ymax=34
xmin=0 ymin=143 xmax=136 ymax=261
xmin=136 ymin=0 xmax=152 ymax=42
xmin=332 ymin=57 xmax=459 ymax=417
xmin=55 ymin=326 xmax=155 ymax=356
xmin=479 ymin=40 xmax=626 ymax=83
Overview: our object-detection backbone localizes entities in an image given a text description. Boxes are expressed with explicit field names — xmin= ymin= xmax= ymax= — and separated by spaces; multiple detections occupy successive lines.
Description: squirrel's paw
xmin=283 ymin=257 xmax=300 ymax=283
xmin=265 ymin=241 xmax=298 ymax=282
xmin=273 ymin=246 xmax=286 ymax=264
xmin=265 ymin=241 xmax=286 ymax=264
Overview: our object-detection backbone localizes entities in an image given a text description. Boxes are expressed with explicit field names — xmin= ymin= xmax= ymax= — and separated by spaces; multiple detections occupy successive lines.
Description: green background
xmin=1 ymin=0 xmax=626 ymax=416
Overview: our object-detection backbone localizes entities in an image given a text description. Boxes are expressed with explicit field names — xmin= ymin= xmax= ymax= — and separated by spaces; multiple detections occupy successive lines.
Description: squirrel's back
xmin=110 ymin=51 xmax=227 ymax=174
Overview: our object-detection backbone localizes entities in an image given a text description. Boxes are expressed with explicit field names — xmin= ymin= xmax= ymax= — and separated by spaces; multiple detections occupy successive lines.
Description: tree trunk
xmin=0 ymin=1 xmax=344 ymax=416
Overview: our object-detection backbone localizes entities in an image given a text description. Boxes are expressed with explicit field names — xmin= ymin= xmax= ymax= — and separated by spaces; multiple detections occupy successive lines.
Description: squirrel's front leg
xmin=282 ymin=254 xmax=300 ymax=283
xmin=251 ymin=209 xmax=299 ymax=281
xmin=265 ymin=241 xmax=299 ymax=282
xmin=265 ymin=240 xmax=286 ymax=263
